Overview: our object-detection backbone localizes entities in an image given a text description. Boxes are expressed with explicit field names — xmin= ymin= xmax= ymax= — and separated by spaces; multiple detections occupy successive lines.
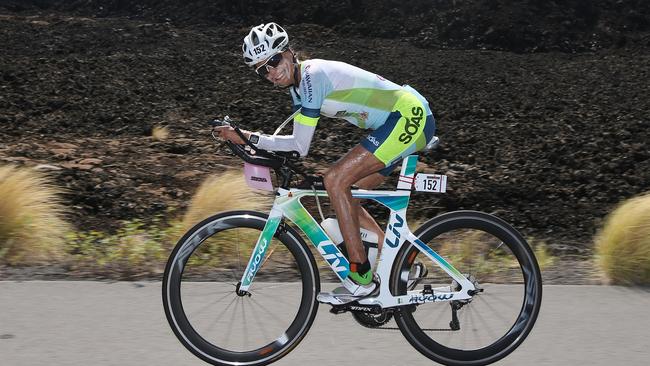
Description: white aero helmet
xmin=242 ymin=22 xmax=289 ymax=66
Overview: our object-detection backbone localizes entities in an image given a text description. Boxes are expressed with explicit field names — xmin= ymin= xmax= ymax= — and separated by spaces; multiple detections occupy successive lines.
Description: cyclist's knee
xmin=323 ymin=169 xmax=348 ymax=191
xmin=323 ymin=172 xmax=333 ymax=190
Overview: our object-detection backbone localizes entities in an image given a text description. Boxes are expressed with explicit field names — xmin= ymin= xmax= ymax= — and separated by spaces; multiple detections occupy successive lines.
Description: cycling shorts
xmin=360 ymin=91 xmax=436 ymax=176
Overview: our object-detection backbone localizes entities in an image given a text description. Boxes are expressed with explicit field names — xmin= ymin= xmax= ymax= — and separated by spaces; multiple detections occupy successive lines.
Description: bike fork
xmin=237 ymin=208 xmax=284 ymax=292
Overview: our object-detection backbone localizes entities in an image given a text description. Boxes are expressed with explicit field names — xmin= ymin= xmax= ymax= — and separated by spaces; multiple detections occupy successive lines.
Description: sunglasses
xmin=255 ymin=53 xmax=283 ymax=78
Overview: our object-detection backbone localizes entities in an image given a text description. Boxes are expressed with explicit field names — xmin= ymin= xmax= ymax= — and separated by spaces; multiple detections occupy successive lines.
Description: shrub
xmin=429 ymin=230 xmax=554 ymax=283
xmin=65 ymin=216 xmax=176 ymax=279
xmin=529 ymin=238 xmax=554 ymax=271
xmin=0 ymin=164 xmax=70 ymax=265
xmin=173 ymin=170 xmax=274 ymax=268
xmin=65 ymin=170 xmax=273 ymax=278
xmin=595 ymin=193 xmax=650 ymax=285
xmin=180 ymin=170 xmax=272 ymax=229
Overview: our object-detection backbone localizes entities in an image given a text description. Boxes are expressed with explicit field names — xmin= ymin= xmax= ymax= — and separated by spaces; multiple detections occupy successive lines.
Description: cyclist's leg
xmin=355 ymin=92 xmax=436 ymax=255
xmin=324 ymin=92 xmax=435 ymax=288
xmin=323 ymin=145 xmax=385 ymax=265
xmin=355 ymin=173 xmax=387 ymax=253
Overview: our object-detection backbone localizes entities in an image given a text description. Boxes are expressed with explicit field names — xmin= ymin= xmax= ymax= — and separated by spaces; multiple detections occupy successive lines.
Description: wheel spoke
xmin=163 ymin=213 xmax=317 ymax=364
xmin=477 ymin=290 xmax=523 ymax=311
xmin=394 ymin=212 xmax=542 ymax=364
xmin=249 ymin=295 xmax=296 ymax=328
xmin=186 ymin=291 xmax=235 ymax=318
xmin=468 ymin=303 xmax=499 ymax=342
xmin=247 ymin=298 xmax=274 ymax=342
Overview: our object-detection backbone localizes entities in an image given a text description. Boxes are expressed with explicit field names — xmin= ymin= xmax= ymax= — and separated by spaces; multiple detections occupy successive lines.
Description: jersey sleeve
xmin=251 ymin=62 xmax=330 ymax=156
xmin=295 ymin=62 xmax=331 ymax=125
xmin=252 ymin=121 xmax=316 ymax=157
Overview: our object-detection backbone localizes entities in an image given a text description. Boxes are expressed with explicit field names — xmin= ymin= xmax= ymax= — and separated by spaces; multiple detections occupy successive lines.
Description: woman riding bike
xmin=215 ymin=22 xmax=437 ymax=301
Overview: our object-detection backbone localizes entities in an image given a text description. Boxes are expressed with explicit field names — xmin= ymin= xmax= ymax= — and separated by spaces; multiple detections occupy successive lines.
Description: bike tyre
xmin=162 ymin=210 xmax=320 ymax=366
xmin=391 ymin=210 xmax=542 ymax=366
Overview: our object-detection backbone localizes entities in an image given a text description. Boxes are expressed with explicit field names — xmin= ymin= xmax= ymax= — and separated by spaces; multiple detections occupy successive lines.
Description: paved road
xmin=1 ymin=281 xmax=649 ymax=365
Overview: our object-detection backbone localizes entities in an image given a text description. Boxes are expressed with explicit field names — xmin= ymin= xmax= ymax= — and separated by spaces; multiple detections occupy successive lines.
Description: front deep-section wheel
xmin=391 ymin=211 xmax=542 ymax=366
xmin=163 ymin=210 xmax=319 ymax=366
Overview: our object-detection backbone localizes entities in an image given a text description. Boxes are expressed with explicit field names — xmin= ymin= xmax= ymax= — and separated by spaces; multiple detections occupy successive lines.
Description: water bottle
xmin=321 ymin=218 xmax=379 ymax=271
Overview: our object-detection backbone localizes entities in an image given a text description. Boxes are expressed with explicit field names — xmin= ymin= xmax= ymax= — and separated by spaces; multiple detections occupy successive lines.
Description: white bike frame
xmin=238 ymin=155 xmax=476 ymax=308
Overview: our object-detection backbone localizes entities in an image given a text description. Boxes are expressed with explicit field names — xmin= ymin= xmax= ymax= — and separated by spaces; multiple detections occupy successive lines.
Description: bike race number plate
xmin=414 ymin=174 xmax=447 ymax=193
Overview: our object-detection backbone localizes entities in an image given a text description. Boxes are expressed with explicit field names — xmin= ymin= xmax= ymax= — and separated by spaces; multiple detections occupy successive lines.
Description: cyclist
xmin=215 ymin=22 xmax=436 ymax=302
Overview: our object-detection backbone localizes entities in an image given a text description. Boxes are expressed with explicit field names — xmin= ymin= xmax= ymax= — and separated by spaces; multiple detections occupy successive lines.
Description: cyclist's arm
xmin=251 ymin=115 xmax=317 ymax=156
xmin=250 ymin=63 xmax=328 ymax=156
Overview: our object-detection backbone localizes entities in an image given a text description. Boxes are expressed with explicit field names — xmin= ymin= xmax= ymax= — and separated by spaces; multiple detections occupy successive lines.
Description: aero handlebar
xmin=209 ymin=117 xmax=323 ymax=189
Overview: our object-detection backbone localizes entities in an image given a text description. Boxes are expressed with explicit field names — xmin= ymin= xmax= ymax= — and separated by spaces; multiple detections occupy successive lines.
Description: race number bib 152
xmin=414 ymin=174 xmax=447 ymax=193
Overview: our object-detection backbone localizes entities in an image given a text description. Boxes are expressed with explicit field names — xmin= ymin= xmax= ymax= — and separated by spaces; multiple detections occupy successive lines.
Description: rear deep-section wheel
xmin=163 ymin=211 xmax=319 ymax=366
xmin=391 ymin=211 xmax=542 ymax=366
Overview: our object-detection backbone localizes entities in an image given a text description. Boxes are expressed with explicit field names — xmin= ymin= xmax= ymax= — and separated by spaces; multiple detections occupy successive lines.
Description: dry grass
xmin=65 ymin=216 xmax=178 ymax=279
xmin=180 ymin=170 xmax=272 ymax=229
xmin=595 ymin=193 xmax=650 ymax=285
xmin=436 ymin=230 xmax=520 ymax=281
xmin=0 ymin=164 xmax=71 ymax=265
xmin=429 ymin=230 xmax=554 ymax=283
xmin=0 ymin=168 xmax=275 ymax=277
xmin=151 ymin=125 xmax=170 ymax=140
xmin=528 ymin=238 xmax=555 ymax=270
xmin=171 ymin=170 xmax=274 ymax=267
xmin=66 ymin=170 xmax=275 ymax=277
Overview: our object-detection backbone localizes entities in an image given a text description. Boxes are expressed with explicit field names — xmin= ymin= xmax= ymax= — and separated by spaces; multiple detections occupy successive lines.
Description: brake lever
xmin=209 ymin=117 xmax=301 ymax=173
xmin=210 ymin=116 xmax=243 ymax=147
xmin=209 ymin=115 xmax=232 ymax=127
xmin=209 ymin=116 xmax=259 ymax=153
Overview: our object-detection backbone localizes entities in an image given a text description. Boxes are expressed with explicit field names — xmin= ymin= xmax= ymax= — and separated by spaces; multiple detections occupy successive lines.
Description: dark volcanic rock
xmin=1 ymin=2 xmax=649 ymax=249
xmin=3 ymin=0 xmax=649 ymax=52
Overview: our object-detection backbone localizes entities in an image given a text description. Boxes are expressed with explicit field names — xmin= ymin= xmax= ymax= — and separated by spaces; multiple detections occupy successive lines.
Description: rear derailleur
xmin=449 ymin=274 xmax=483 ymax=330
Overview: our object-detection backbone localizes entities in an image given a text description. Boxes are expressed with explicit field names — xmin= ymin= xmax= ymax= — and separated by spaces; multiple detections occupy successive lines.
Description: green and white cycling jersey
xmin=290 ymin=59 xmax=432 ymax=128
xmin=253 ymin=59 xmax=434 ymax=159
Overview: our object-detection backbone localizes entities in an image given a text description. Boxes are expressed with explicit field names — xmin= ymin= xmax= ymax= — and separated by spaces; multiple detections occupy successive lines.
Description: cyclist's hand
xmin=214 ymin=126 xmax=249 ymax=145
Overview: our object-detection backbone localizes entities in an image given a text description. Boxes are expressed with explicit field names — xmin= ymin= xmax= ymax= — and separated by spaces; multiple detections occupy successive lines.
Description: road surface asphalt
xmin=1 ymin=281 xmax=648 ymax=365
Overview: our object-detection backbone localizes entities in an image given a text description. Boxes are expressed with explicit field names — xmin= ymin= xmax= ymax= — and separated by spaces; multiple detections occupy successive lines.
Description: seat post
xmin=397 ymin=155 xmax=419 ymax=190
